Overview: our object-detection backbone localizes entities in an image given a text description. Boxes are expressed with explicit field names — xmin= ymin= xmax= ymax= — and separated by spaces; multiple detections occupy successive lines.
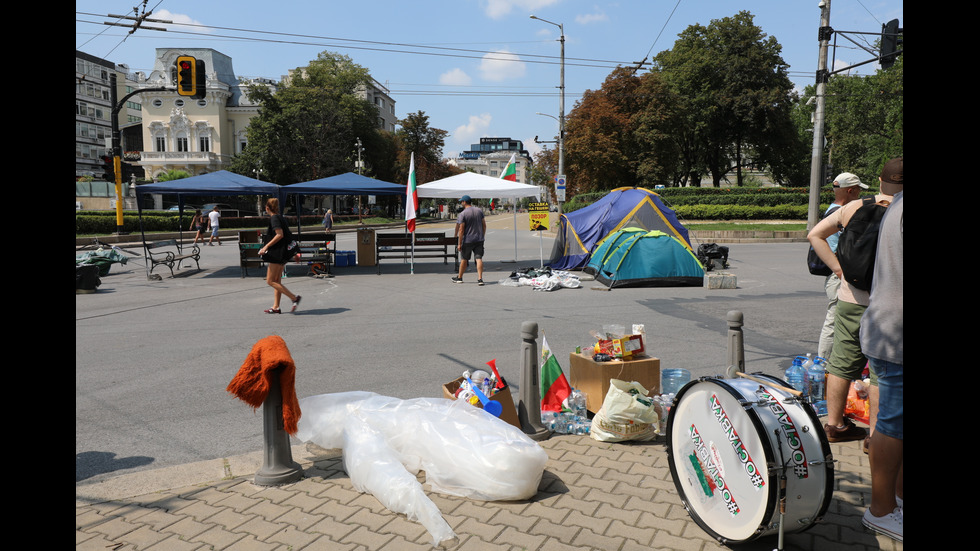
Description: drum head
xmin=666 ymin=376 xmax=833 ymax=543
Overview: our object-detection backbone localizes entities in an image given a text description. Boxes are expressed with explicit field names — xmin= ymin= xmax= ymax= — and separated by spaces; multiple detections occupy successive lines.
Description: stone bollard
xmin=725 ymin=310 xmax=745 ymax=379
xmin=254 ymin=368 xmax=303 ymax=486
xmin=517 ymin=321 xmax=551 ymax=441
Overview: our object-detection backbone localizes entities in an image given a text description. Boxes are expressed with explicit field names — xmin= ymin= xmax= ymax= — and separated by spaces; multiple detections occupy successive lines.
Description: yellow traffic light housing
xmin=175 ymin=56 xmax=206 ymax=99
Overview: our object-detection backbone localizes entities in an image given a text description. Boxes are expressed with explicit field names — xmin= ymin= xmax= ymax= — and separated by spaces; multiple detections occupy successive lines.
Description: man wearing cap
xmin=858 ymin=157 xmax=903 ymax=541
xmin=816 ymin=174 xmax=868 ymax=360
xmin=808 ymin=163 xmax=900 ymax=447
xmin=453 ymin=195 xmax=487 ymax=285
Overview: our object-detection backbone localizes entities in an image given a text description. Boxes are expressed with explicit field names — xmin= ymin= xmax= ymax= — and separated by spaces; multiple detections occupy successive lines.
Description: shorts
xmin=211 ymin=227 xmax=220 ymax=237
xmin=461 ymin=241 xmax=484 ymax=261
xmin=867 ymin=357 xmax=903 ymax=439
xmin=827 ymin=301 xmax=876 ymax=384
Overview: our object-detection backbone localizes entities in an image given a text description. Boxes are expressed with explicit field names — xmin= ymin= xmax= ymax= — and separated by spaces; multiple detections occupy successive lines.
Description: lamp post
xmin=530 ymin=15 xmax=565 ymax=216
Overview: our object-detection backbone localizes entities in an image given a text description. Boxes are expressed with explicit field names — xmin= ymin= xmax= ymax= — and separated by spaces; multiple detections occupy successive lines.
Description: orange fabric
xmin=226 ymin=335 xmax=302 ymax=435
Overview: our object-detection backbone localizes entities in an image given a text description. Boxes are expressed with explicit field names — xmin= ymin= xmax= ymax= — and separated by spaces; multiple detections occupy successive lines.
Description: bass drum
xmin=666 ymin=375 xmax=834 ymax=544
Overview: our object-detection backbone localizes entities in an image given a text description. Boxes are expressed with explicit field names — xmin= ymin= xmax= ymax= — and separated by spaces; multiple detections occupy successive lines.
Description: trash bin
xmin=356 ymin=228 xmax=376 ymax=266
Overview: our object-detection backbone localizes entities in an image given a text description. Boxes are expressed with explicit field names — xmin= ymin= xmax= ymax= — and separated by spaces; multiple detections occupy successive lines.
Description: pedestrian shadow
xmin=76 ymin=450 xmax=155 ymax=482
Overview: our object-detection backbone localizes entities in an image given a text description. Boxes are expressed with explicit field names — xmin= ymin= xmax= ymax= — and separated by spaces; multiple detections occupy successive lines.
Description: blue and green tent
xmin=583 ymin=227 xmax=705 ymax=288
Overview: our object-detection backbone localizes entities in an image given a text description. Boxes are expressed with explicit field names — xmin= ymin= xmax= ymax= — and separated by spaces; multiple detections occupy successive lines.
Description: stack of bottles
xmin=541 ymin=388 xmax=591 ymax=434
xmin=785 ymin=354 xmax=829 ymax=415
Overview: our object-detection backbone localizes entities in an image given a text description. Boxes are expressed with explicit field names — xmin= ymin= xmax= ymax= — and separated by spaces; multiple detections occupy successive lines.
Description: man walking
xmin=452 ymin=195 xmax=486 ymax=285
xmin=207 ymin=206 xmax=222 ymax=246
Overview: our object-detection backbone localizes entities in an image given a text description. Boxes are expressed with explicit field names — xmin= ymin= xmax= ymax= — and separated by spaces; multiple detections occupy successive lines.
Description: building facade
xmin=450 ymin=137 xmax=532 ymax=182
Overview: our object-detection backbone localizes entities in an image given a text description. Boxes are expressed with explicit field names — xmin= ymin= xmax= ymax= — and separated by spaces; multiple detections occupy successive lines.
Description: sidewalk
xmin=76 ymin=431 xmax=901 ymax=551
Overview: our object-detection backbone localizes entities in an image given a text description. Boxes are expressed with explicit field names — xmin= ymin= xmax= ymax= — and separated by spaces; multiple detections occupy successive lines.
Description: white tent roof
xmin=417 ymin=172 xmax=540 ymax=199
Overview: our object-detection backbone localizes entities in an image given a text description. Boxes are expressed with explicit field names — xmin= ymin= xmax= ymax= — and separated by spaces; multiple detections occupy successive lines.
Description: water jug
xmin=808 ymin=356 xmax=828 ymax=415
xmin=785 ymin=356 xmax=808 ymax=397
xmin=661 ymin=368 xmax=691 ymax=395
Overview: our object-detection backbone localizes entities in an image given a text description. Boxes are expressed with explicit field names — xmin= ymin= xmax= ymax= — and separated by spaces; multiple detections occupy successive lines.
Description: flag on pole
xmin=540 ymin=334 xmax=571 ymax=412
xmin=405 ymin=152 xmax=418 ymax=233
xmin=500 ymin=153 xmax=517 ymax=181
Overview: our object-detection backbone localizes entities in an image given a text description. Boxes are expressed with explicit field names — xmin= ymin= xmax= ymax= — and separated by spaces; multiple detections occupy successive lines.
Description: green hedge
xmin=75 ymin=212 xmax=324 ymax=234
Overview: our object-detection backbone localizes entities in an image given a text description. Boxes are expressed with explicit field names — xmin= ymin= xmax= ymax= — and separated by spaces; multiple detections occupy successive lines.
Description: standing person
xmin=258 ymin=198 xmax=301 ymax=314
xmin=322 ymin=209 xmax=334 ymax=231
xmin=452 ymin=195 xmax=486 ymax=285
xmin=808 ymin=160 xmax=902 ymax=447
xmin=189 ymin=209 xmax=206 ymax=245
xmin=207 ymin=206 xmax=221 ymax=246
xmin=817 ymin=174 xmax=867 ymax=360
xmin=859 ymin=159 xmax=903 ymax=541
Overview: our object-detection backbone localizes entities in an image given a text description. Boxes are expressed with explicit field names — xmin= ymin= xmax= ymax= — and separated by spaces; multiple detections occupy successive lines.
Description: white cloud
xmin=482 ymin=0 xmax=561 ymax=20
xmin=575 ymin=9 xmax=608 ymax=25
xmin=479 ymin=50 xmax=526 ymax=82
xmin=439 ymin=68 xmax=472 ymax=86
xmin=452 ymin=113 xmax=493 ymax=146
xmin=154 ymin=10 xmax=209 ymax=32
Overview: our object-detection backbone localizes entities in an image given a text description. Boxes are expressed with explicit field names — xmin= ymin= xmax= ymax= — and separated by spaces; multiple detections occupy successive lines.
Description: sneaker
xmin=863 ymin=435 xmax=870 ymax=454
xmin=477 ymin=279 xmax=485 ymax=286
xmin=291 ymin=295 xmax=302 ymax=313
xmin=451 ymin=276 xmax=463 ymax=284
xmin=824 ymin=418 xmax=867 ymax=442
xmin=862 ymin=507 xmax=902 ymax=542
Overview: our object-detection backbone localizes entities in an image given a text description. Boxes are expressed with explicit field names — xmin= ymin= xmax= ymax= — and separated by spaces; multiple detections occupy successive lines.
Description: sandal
xmin=291 ymin=295 xmax=302 ymax=312
xmin=264 ymin=308 xmax=281 ymax=314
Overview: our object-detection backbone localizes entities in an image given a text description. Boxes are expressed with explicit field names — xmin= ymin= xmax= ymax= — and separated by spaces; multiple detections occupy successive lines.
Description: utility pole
xmin=807 ymin=0 xmax=832 ymax=229
xmin=530 ymin=15 xmax=565 ymax=216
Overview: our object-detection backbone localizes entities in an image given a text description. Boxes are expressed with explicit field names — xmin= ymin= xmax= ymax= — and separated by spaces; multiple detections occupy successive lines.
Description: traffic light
xmin=879 ymin=19 xmax=902 ymax=69
xmin=101 ymin=155 xmax=115 ymax=182
xmin=175 ymin=55 xmax=206 ymax=99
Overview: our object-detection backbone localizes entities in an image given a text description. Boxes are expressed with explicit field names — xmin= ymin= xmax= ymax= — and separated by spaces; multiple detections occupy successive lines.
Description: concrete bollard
xmin=517 ymin=321 xmax=551 ymax=441
xmin=253 ymin=368 xmax=303 ymax=486
xmin=725 ymin=310 xmax=745 ymax=379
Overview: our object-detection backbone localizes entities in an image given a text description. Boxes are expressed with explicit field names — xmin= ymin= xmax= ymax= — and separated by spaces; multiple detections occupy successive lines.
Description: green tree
xmin=394 ymin=111 xmax=460 ymax=184
xmin=230 ymin=52 xmax=382 ymax=185
xmin=654 ymin=11 xmax=801 ymax=186
xmin=156 ymin=169 xmax=190 ymax=181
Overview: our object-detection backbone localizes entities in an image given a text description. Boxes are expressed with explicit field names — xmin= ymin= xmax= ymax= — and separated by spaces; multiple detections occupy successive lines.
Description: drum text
xmin=710 ymin=393 xmax=766 ymax=489
xmin=754 ymin=388 xmax=809 ymax=478
xmin=688 ymin=423 xmax=741 ymax=516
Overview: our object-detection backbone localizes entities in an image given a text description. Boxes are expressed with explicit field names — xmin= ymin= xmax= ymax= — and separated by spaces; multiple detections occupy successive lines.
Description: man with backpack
xmin=814 ymin=174 xmax=867 ymax=360
xmin=808 ymin=159 xmax=903 ymax=446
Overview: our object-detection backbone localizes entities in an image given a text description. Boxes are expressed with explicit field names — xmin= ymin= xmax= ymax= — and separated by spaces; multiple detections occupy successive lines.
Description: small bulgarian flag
xmin=500 ymin=153 xmax=517 ymax=181
xmin=540 ymin=334 xmax=571 ymax=412
xmin=405 ymin=152 xmax=418 ymax=233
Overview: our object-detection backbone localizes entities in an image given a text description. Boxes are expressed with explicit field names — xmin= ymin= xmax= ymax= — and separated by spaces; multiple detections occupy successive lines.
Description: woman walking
xmin=190 ymin=209 xmax=206 ymax=245
xmin=257 ymin=198 xmax=301 ymax=314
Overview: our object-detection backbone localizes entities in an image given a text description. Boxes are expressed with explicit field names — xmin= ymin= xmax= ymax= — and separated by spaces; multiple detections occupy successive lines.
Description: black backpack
xmin=836 ymin=197 xmax=890 ymax=291
xmin=807 ymin=204 xmax=841 ymax=276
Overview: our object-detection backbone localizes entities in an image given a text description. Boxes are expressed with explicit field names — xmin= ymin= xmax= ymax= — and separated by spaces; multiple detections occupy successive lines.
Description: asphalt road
xmin=76 ymin=213 xmax=825 ymax=483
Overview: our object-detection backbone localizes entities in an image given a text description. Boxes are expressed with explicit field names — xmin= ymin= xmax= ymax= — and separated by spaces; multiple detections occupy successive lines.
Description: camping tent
xmin=547 ymin=187 xmax=691 ymax=270
xmin=584 ymin=227 xmax=705 ymax=288
xmin=417 ymin=172 xmax=542 ymax=261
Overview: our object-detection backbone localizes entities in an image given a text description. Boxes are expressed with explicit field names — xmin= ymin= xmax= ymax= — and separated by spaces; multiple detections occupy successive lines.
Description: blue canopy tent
xmin=280 ymin=172 xmax=406 ymax=231
xmin=134 ymin=171 xmax=283 ymax=276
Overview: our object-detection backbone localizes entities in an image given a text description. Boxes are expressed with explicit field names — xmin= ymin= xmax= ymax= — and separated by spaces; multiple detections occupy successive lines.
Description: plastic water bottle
xmin=785 ymin=356 xmax=809 ymax=398
xmin=808 ymin=356 xmax=828 ymax=415
xmin=661 ymin=368 xmax=692 ymax=395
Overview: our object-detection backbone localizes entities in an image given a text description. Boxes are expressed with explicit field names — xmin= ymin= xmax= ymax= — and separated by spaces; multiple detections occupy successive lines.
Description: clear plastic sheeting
xmin=295 ymin=392 xmax=549 ymax=547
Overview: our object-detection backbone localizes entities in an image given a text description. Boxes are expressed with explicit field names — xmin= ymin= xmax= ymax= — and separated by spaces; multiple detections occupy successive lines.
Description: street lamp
xmin=530 ymin=14 xmax=565 ymax=215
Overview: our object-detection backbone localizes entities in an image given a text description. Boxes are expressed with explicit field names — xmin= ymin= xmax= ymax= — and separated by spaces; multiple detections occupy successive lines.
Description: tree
xmin=394 ymin=111 xmax=460 ymax=184
xmin=230 ymin=52 xmax=382 ymax=185
xmin=654 ymin=11 xmax=802 ymax=186
xmin=156 ymin=169 xmax=190 ymax=181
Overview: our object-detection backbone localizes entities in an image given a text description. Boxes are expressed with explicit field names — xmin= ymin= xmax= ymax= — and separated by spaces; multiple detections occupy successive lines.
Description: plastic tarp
xmin=295 ymin=391 xmax=548 ymax=547
xmin=417 ymin=172 xmax=541 ymax=199
xmin=583 ymin=227 xmax=705 ymax=288
xmin=281 ymin=172 xmax=405 ymax=196
xmin=548 ymin=187 xmax=691 ymax=270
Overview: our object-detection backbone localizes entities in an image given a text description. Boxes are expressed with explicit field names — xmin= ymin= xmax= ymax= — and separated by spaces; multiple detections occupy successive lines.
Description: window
xmin=199 ymin=137 xmax=210 ymax=152
xmin=176 ymin=137 xmax=189 ymax=152
xmin=156 ymin=137 xmax=166 ymax=152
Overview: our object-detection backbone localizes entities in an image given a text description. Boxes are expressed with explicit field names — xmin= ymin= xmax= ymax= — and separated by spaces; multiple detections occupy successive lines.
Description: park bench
xmin=239 ymin=231 xmax=337 ymax=278
xmin=375 ymin=232 xmax=458 ymax=274
xmin=145 ymin=239 xmax=200 ymax=277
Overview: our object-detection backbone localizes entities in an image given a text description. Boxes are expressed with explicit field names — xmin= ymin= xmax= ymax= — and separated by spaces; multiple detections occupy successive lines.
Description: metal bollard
xmin=517 ymin=321 xmax=551 ymax=441
xmin=725 ymin=310 xmax=745 ymax=378
xmin=253 ymin=368 xmax=303 ymax=486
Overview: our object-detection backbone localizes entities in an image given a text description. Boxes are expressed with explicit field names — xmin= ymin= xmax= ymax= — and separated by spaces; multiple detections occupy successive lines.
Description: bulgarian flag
xmin=540 ymin=335 xmax=571 ymax=412
xmin=405 ymin=152 xmax=418 ymax=233
xmin=500 ymin=153 xmax=517 ymax=181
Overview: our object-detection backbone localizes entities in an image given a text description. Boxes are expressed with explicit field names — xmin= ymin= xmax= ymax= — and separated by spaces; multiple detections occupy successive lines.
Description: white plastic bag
xmin=295 ymin=392 xmax=549 ymax=547
xmin=590 ymin=379 xmax=660 ymax=442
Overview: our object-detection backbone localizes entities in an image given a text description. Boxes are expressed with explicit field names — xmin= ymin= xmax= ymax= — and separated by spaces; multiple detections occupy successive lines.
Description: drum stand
xmin=772 ymin=428 xmax=789 ymax=551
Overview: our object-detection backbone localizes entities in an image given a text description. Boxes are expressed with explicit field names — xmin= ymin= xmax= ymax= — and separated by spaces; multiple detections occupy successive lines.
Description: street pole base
xmin=254 ymin=462 xmax=303 ymax=486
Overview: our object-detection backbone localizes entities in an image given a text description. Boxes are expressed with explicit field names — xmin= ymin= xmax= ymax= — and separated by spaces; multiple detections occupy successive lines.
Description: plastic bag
xmin=590 ymin=379 xmax=659 ymax=442
xmin=295 ymin=392 xmax=549 ymax=547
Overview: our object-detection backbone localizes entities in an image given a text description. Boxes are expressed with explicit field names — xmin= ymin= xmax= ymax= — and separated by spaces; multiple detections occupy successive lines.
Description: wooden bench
xmin=145 ymin=239 xmax=200 ymax=277
xmin=375 ymin=232 xmax=458 ymax=274
xmin=238 ymin=231 xmax=337 ymax=278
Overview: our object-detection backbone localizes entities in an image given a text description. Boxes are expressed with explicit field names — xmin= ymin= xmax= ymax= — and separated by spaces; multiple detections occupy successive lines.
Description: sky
xmin=76 ymin=0 xmax=903 ymax=161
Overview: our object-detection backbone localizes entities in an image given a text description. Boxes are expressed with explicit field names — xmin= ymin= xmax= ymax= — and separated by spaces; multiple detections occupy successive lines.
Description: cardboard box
xmin=569 ymin=353 xmax=661 ymax=414
xmin=442 ymin=377 xmax=521 ymax=429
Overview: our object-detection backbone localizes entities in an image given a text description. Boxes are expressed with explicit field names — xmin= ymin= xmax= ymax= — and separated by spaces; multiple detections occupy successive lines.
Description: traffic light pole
xmin=108 ymin=72 xmax=169 ymax=234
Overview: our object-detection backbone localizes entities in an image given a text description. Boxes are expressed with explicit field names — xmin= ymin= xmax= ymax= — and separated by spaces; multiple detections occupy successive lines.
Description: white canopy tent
xmin=417 ymin=172 xmax=542 ymax=262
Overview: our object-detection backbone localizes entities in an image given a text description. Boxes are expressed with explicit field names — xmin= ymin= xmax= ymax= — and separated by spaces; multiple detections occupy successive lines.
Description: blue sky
xmin=76 ymin=0 xmax=903 ymax=161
